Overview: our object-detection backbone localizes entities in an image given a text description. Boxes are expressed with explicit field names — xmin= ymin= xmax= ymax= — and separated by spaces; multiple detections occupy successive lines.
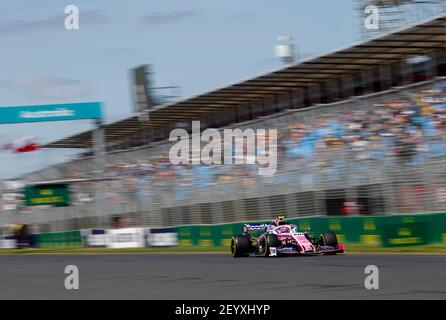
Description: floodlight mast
xmin=275 ymin=35 xmax=296 ymax=65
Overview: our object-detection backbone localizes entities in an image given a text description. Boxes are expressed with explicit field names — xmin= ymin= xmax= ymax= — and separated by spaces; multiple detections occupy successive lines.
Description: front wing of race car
xmin=270 ymin=243 xmax=344 ymax=256
xmin=319 ymin=244 xmax=345 ymax=254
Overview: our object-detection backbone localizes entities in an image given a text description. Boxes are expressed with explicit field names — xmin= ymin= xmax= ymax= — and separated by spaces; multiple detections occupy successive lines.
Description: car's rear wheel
xmin=261 ymin=234 xmax=280 ymax=257
xmin=320 ymin=231 xmax=338 ymax=254
xmin=231 ymin=235 xmax=250 ymax=257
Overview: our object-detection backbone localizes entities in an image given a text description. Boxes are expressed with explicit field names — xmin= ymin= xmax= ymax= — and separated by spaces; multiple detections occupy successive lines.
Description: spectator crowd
xmin=20 ymin=81 xmax=446 ymax=205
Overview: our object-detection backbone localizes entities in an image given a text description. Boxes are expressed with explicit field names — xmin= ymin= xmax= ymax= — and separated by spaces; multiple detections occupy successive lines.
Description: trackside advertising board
xmin=0 ymin=238 xmax=17 ymax=249
xmin=107 ymin=228 xmax=146 ymax=248
xmin=81 ymin=229 xmax=108 ymax=247
xmin=0 ymin=102 xmax=102 ymax=124
xmin=81 ymin=228 xmax=179 ymax=248
xmin=146 ymin=228 xmax=179 ymax=247
xmin=382 ymin=222 xmax=429 ymax=247
xmin=24 ymin=184 xmax=70 ymax=207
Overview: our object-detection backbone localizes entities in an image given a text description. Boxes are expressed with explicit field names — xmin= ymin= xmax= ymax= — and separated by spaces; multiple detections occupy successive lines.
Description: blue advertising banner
xmin=0 ymin=102 xmax=102 ymax=124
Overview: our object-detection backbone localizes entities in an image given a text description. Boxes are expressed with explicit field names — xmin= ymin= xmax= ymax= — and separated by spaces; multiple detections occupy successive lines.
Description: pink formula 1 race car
xmin=231 ymin=216 xmax=345 ymax=257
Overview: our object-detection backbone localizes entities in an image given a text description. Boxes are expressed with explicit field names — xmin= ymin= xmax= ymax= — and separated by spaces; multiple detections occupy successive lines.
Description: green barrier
xmin=382 ymin=223 xmax=428 ymax=247
xmin=35 ymin=231 xmax=81 ymax=248
xmin=177 ymin=212 xmax=446 ymax=248
xmin=30 ymin=212 xmax=446 ymax=249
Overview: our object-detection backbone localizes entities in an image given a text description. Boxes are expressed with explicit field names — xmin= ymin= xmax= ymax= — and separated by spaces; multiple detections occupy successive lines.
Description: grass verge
xmin=0 ymin=243 xmax=446 ymax=254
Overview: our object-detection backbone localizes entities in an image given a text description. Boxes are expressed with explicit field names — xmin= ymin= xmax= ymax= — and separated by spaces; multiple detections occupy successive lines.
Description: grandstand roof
xmin=44 ymin=13 xmax=446 ymax=149
xmin=360 ymin=0 xmax=412 ymax=8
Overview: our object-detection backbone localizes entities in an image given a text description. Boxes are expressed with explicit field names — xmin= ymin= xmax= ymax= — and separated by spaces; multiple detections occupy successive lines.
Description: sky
xmin=0 ymin=0 xmax=358 ymax=180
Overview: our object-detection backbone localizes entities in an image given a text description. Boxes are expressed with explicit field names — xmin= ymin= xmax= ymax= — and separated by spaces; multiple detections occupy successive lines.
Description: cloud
xmin=2 ymin=77 xmax=91 ymax=99
xmin=0 ymin=9 xmax=111 ymax=36
xmin=142 ymin=10 xmax=197 ymax=26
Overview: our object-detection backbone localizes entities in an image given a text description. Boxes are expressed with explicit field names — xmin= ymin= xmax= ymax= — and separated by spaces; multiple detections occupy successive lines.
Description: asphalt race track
xmin=0 ymin=253 xmax=445 ymax=299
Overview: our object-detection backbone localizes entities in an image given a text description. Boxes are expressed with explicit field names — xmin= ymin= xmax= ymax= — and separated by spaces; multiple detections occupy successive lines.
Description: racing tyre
xmin=261 ymin=234 xmax=281 ymax=257
xmin=320 ymin=231 xmax=338 ymax=254
xmin=231 ymin=235 xmax=251 ymax=257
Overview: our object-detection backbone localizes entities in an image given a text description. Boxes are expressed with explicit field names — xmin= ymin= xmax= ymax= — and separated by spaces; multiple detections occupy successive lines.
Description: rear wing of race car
xmin=243 ymin=224 xmax=268 ymax=233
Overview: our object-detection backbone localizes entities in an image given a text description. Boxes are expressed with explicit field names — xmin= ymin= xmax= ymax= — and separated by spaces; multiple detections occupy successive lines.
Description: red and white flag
xmin=2 ymin=136 xmax=40 ymax=153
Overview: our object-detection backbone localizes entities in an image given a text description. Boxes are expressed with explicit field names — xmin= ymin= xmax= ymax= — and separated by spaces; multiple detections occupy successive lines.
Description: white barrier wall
xmin=0 ymin=239 xmax=17 ymax=249
xmin=82 ymin=228 xmax=179 ymax=248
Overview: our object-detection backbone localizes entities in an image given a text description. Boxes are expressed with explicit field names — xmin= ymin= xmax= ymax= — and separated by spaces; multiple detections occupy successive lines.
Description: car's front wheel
xmin=261 ymin=234 xmax=280 ymax=257
xmin=231 ymin=235 xmax=251 ymax=257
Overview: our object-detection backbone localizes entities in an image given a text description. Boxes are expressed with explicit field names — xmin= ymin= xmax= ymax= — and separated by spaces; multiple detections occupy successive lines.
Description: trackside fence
xmin=4 ymin=212 xmax=445 ymax=249
xmin=2 ymin=78 xmax=446 ymax=231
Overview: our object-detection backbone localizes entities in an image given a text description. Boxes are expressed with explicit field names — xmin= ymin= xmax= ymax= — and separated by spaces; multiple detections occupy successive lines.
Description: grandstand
xmin=2 ymin=13 xmax=446 ymax=232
